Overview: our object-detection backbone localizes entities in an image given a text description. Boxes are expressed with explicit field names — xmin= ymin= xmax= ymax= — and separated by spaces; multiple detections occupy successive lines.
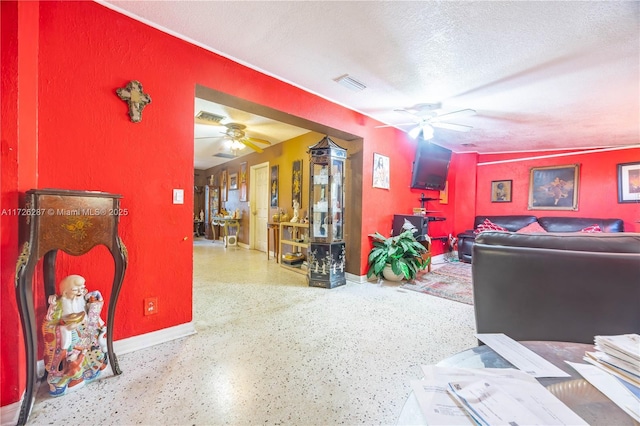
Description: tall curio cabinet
xmin=307 ymin=136 xmax=347 ymax=288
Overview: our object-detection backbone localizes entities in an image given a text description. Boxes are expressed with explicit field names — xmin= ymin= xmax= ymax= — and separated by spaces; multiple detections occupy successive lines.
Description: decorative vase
xmin=382 ymin=264 xmax=405 ymax=282
xmin=272 ymin=214 xmax=280 ymax=223
xmin=280 ymin=213 xmax=290 ymax=222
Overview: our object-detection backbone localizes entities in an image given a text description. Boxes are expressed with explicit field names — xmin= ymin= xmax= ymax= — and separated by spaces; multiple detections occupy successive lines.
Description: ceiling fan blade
xmin=195 ymin=136 xmax=224 ymax=140
xmin=375 ymin=122 xmax=418 ymax=129
xmin=239 ymin=138 xmax=264 ymax=153
xmin=431 ymin=122 xmax=473 ymax=132
xmin=433 ymin=108 xmax=476 ymax=121
xmin=246 ymin=137 xmax=271 ymax=145
xmin=393 ymin=108 xmax=423 ymax=120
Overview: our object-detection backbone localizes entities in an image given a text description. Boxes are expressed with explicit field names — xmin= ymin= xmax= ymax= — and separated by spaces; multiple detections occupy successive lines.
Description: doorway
xmin=250 ymin=162 xmax=270 ymax=253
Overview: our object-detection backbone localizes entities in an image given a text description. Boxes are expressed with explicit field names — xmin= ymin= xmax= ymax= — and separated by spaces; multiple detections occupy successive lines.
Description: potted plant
xmin=366 ymin=220 xmax=430 ymax=282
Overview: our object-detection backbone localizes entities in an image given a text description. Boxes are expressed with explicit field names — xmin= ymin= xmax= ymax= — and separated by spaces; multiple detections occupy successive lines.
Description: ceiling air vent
xmin=334 ymin=74 xmax=367 ymax=92
xmin=213 ymin=152 xmax=235 ymax=159
xmin=196 ymin=111 xmax=225 ymax=124
xmin=461 ymin=143 xmax=477 ymax=147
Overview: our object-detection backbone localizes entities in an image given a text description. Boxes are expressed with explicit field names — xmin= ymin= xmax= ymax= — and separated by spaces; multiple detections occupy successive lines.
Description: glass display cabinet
xmin=307 ymin=136 xmax=347 ymax=288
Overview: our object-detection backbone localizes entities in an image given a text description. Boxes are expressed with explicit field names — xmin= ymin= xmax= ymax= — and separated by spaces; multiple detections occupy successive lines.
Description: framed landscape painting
xmin=528 ymin=164 xmax=579 ymax=211
xmin=617 ymin=162 xmax=640 ymax=203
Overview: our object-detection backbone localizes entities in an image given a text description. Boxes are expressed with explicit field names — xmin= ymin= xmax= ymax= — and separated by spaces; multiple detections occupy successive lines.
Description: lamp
xmin=408 ymin=123 xmax=434 ymax=140
xmin=229 ymin=139 xmax=244 ymax=155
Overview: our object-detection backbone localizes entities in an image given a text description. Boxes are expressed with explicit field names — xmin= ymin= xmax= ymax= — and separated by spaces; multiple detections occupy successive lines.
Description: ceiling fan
xmin=379 ymin=103 xmax=476 ymax=140
xmin=196 ymin=122 xmax=272 ymax=154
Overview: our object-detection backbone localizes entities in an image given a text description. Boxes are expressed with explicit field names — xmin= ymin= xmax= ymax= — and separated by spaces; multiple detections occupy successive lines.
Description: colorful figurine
xmin=41 ymin=275 xmax=108 ymax=396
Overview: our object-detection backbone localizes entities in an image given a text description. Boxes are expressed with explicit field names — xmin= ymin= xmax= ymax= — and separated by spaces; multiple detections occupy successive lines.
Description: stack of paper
xmin=411 ymin=366 xmax=588 ymax=425
xmin=566 ymin=333 xmax=640 ymax=423
xmin=585 ymin=334 xmax=640 ymax=388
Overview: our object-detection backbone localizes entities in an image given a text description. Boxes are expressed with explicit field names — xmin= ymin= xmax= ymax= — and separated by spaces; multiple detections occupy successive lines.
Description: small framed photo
xmin=528 ymin=164 xmax=579 ymax=210
xmin=617 ymin=162 xmax=640 ymax=203
xmin=491 ymin=180 xmax=512 ymax=202
xmin=373 ymin=153 xmax=390 ymax=189
xmin=229 ymin=173 xmax=238 ymax=190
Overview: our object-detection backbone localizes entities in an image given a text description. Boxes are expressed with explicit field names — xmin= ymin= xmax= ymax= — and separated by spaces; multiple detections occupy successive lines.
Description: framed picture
xmin=491 ymin=180 xmax=512 ymax=203
xmin=292 ymin=159 xmax=303 ymax=208
xmin=617 ymin=162 xmax=640 ymax=203
xmin=528 ymin=164 xmax=579 ymax=210
xmin=220 ymin=170 xmax=227 ymax=202
xmin=372 ymin=153 xmax=390 ymax=189
xmin=270 ymin=165 xmax=279 ymax=207
xmin=240 ymin=162 xmax=248 ymax=202
xmin=439 ymin=181 xmax=449 ymax=204
xmin=229 ymin=173 xmax=238 ymax=190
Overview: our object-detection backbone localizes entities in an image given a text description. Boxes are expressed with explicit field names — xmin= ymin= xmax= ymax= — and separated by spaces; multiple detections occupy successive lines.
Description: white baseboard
xmin=1 ymin=322 xmax=197 ymax=422
xmin=113 ymin=321 xmax=197 ymax=355
xmin=1 ymin=396 xmax=23 ymax=426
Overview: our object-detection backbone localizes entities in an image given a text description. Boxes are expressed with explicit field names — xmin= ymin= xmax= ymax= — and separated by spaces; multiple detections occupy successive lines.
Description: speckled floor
xmin=26 ymin=239 xmax=477 ymax=425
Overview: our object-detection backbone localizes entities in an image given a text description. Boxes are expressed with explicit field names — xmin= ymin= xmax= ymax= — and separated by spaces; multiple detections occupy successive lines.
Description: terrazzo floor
xmin=25 ymin=238 xmax=477 ymax=425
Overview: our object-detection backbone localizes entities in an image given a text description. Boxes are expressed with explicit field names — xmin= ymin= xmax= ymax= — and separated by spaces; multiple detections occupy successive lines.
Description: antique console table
xmin=211 ymin=216 xmax=240 ymax=247
xmin=14 ymin=189 xmax=128 ymax=425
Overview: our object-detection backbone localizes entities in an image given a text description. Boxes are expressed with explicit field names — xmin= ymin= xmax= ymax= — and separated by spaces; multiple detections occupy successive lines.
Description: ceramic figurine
xmin=42 ymin=275 xmax=108 ymax=396
xmin=291 ymin=200 xmax=300 ymax=223
xmin=199 ymin=209 xmax=204 ymax=222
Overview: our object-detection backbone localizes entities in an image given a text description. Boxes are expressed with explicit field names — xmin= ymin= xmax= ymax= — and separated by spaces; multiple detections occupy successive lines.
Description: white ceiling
xmin=102 ymin=1 xmax=640 ymax=167
xmin=194 ymin=98 xmax=310 ymax=169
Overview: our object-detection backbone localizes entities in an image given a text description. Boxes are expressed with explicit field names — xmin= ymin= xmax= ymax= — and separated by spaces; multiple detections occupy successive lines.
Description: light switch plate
xmin=173 ymin=189 xmax=184 ymax=204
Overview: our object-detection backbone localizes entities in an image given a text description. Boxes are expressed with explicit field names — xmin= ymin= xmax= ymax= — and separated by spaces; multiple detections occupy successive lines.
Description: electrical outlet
xmin=144 ymin=297 xmax=158 ymax=315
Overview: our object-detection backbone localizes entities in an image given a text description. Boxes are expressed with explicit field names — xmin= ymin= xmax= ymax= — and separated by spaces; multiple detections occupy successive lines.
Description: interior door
xmin=251 ymin=162 xmax=269 ymax=252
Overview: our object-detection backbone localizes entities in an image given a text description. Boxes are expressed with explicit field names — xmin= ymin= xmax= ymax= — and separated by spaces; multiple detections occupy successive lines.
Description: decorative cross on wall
xmin=116 ymin=80 xmax=152 ymax=123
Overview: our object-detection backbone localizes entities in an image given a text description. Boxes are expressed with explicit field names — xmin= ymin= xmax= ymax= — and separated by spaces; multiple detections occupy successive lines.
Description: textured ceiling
xmin=101 ymin=1 xmax=639 ymax=165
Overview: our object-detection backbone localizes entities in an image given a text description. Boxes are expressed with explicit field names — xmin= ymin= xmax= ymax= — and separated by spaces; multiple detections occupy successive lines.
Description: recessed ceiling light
xmin=334 ymin=74 xmax=367 ymax=92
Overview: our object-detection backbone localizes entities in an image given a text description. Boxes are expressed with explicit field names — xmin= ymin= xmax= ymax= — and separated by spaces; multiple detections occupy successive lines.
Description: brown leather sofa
xmin=472 ymin=231 xmax=640 ymax=343
xmin=457 ymin=216 xmax=624 ymax=263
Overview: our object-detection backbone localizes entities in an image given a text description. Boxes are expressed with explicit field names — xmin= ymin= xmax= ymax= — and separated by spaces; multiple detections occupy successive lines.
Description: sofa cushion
xmin=538 ymin=217 xmax=624 ymax=232
xmin=473 ymin=215 xmax=537 ymax=231
xmin=474 ymin=218 xmax=509 ymax=234
xmin=580 ymin=224 xmax=603 ymax=233
xmin=516 ymin=221 xmax=547 ymax=233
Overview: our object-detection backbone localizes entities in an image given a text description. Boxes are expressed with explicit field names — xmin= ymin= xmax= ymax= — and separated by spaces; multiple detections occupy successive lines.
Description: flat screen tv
xmin=410 ymin=141 xmax=452 ymax=191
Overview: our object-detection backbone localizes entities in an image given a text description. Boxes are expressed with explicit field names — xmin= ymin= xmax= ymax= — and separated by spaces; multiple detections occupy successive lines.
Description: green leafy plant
xmin=366 ymin=224 xmax=430 ymax=280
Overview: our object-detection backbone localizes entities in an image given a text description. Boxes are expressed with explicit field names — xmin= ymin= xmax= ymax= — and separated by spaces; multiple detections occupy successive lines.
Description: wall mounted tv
xmin=410 ymin=141 xmax=452 ymax=191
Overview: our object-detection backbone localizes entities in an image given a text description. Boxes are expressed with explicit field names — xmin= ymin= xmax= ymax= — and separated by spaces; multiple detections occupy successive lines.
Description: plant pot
xmin=382 ymin=264 xmax=405 ymax=282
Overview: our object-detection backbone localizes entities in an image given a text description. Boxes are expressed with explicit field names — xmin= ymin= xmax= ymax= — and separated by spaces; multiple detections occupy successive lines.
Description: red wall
xmin=474 ymin=148 xmax=640 ymax=232
xmin=0 ymin=0 xmax=409 ymax=405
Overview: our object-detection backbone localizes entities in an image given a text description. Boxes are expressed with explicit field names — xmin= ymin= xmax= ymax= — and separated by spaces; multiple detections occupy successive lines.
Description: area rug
xmin=401 ymin=262 xmax=473 ymax=305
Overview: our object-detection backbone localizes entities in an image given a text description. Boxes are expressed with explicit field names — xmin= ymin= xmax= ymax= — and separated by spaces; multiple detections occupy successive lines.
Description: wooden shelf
xmin=279 ymin=222 xmax=309 ymax=275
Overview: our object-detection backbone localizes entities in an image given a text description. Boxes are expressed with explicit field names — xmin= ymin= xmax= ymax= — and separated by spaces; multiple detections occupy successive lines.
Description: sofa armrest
xmin=456 ymin=231 xmax=476 ymax=263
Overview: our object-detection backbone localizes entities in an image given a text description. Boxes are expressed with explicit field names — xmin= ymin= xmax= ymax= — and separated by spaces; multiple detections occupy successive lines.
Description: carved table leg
xmin=15 ymin=243 xmax=38 ymax=426
xmin=107 ymin=236 xmax=128 ymax=375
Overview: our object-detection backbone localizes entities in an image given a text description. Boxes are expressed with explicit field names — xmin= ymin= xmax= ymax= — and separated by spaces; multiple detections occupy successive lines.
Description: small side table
xmin=14 ymin=189 xmax=128 ymax=426
xmin=267 ymin=222 xmax=280 ymax=261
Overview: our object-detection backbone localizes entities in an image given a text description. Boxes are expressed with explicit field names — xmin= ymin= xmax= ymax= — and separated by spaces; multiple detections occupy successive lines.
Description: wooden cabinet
xmin=279 ymin=222 xmax=309 ymax=274
xmin=307 ymin=137 xmax=347 ymax=288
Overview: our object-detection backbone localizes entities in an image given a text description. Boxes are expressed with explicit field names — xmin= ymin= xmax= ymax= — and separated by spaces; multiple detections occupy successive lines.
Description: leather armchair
xmin=472 ymin=231 xmax=640 ymax=343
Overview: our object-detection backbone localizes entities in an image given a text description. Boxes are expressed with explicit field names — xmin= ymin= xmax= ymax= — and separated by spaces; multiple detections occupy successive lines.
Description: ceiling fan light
xmin=408 ymin=126 xmax=422 ymax=139
xmin=422 ymin=124 xmax=434 ymax=140
xmin=229 ymin=139 xmax=244 ymax=154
